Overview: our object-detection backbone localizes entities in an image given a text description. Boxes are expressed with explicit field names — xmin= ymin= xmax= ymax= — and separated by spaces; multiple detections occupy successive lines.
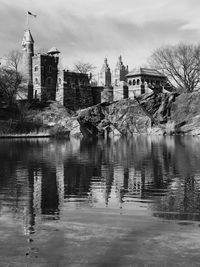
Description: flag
xmin=28 ymin=11 xmax=37 ymax=18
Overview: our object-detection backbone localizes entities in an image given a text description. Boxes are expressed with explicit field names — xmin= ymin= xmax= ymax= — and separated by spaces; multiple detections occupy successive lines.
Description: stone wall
xmin=91 ymin=86 xmax=103 ymax=105
xmin=101 ymin=86 xmax=113 ymax=102
xmin=113 ymin=82 xmax=128 ymax=101
xmin=57 ymin=71 xmax=93 ymax=111
xmin=32 ymin=54 xmax=58 ymax=101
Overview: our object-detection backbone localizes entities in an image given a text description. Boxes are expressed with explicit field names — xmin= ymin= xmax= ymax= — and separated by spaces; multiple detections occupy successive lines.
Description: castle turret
xmin=113 ymin=56 xmax=129 ymax=101
xmin=22 ymin=29 xmax=34 ymax=100
xmin=98 ymin=58 xmax=112 ymax=87
xmin=114 ymin=55 xmax=128 ymax=86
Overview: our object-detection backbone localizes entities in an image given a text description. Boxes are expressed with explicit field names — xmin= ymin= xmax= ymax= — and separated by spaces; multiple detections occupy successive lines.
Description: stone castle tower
xmin=22 ymin=29 xmax=34 ymax=100
xmin=98 ymin=58 xmax=112 ymax=87
xmin=32 ymin=47 xmax=60 ymax=101
xmin=113 ymin=55 xmax=129 ymax=101
xmin=113 ymin=55 xmax=128 ymax=86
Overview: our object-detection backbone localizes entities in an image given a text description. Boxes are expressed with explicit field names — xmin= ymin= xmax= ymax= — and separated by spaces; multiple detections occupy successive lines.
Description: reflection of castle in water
xmin=1 ymin=135 xmax=200 ymax=233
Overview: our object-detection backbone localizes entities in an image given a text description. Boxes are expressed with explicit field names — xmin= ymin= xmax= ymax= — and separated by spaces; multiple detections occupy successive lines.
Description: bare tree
xmin=0 ymin=50 xmax=24 ymax=105
xmin=149 ymin=43 xmax=200 ymax=92
xmin=5 ymin=50 xmax=22 ymax=73
xmin=73 ymin=61 xmax=96 ymax=80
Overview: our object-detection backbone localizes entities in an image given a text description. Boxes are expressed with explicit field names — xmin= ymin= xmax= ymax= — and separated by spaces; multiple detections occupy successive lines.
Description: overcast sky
xmin=1 ymin=0 xmax=200 ymax=74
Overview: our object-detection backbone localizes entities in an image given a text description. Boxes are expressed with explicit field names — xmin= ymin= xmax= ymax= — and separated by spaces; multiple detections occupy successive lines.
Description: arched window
xmin=46 ymin=77 xmax=53 ymax=85
xmin=137 ymin=79 xmax=140 ymax=85
xmin=129 ymin=80 xmax=132 ymax=85
xmin=133 ymin=79 xmax=136 ymax=86
xmin=34 ymin=66 xmax=38 ymax=72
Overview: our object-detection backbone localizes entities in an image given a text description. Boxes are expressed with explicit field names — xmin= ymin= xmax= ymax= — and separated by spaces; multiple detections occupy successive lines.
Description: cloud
xmin=1 ymin=0 xmax=200 ymax=71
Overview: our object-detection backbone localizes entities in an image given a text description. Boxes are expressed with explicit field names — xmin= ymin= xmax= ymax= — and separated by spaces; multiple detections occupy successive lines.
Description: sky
xmin=1 ymin=0 xmax=200 ymax=75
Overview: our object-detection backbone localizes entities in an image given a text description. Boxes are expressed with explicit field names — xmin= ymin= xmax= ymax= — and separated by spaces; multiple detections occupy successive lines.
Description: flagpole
xmin=26 ymin=11 xmax=29 ymax=30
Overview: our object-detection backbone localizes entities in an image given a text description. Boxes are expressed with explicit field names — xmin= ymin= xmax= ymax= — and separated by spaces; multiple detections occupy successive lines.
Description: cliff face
xmin=77 ymin=100 xmax=151 ymax=137
xmin=77 ymin=93 xmax=175 ymax=137
xmin=76 ymin=92 xmax=200 ymax=137
xmin=171 ymin=92 xmax=200 ymax=135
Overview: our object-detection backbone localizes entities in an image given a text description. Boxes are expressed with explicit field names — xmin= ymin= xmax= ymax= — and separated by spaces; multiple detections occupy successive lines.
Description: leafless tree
xmin=73 ymin=61 xmax=96 ymax=80
xmin=149 ymin=43 xmax=200 ymax=93
xmin=0 ymin=50 xmax=24 ymax=105
xmin=5 ymin=50 xmax=22 ymax=73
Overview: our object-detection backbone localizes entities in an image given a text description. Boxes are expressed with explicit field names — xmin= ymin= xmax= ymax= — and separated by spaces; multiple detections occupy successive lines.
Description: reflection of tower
xmin=56 ymin=162 xmax=65 ymax=210
xmin=23 ymin=166 xmax=35 ymax=238
xmin=101 ymin=164 xmax=114 ymax=206
xmin=41 ymin=167 xmax=59 ymax=215
xmin=33 ymin=169 xmax=42 ymax=215
xmin=128 ymin=167 xmax=142 ymax=197
xmin=22 ymin=29 xmax=34 ymax=101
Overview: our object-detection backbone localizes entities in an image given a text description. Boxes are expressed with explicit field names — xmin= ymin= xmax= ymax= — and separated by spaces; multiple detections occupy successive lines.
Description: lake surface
xmin=1 ymin=136 xmax=200 ymax=266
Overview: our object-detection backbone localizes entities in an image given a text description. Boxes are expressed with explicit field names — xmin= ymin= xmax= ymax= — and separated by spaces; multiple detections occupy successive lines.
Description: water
xmin=1 ymin=135 xmax=200 ymax=266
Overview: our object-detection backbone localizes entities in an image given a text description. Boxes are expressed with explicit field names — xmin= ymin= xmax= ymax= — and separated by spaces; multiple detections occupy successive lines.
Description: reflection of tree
xmin=1 ymin=135 xmax=200 ymax=224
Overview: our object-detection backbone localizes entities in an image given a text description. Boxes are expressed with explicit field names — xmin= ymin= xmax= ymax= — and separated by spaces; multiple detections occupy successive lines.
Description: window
xmin=34 ymin=66 xmax=38 ymax=72
xmin=156 ymin=80 xmax=160 ymax=85
xmin=133 ymin=79 xmax=136 ymax=86
xmin=75 ymin=79 xmax=79 ymax=85
xmin=137 ymin=79 xmax=140 ymax=85
xmin=34 ymin=90 xmax=37 ymax=99
xmin=35 ymin=78 xmax=39 ymax=84
xmin=47 ymin=65 xmax=52 ymax=73
xmin=58 ymin=78 xmax=62 ymax=84
xmin=46 ymin=77 xmax=52 ymax=85
xmin=129 ymin=80 xmax=132 ymax=86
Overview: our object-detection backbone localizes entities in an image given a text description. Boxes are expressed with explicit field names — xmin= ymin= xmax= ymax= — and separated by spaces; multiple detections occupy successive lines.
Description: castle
xmin=22 ymin=29 xmax=93 ymax=110
xmin=22 ymin=28 xmax=168 ymax=110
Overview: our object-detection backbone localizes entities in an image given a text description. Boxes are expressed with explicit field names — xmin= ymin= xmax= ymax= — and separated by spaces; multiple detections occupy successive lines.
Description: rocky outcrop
xmin=171 ymin=92 xmax=200 ymax=135
xmin=77 ymin=99 xmax=152 ymax=137
xmin=77 ymin=92 xmax=179 ymax=137
xmin=77 ymin=91 xmax=200 ymax=137
xmin=2 ymin=91 xmax=200 ymax=137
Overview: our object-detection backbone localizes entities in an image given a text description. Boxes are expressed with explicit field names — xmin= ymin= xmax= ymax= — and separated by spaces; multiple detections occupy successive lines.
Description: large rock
xmin=171 ymin=92 xmax=200 ymax=135
xmin=77 ymin=99 xmax=151 ymax=137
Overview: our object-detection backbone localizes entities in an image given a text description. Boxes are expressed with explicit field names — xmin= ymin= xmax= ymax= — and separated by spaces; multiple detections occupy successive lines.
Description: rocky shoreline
xmin=77 ymin=91 xmax=200 ymax=137
xmin=0 ymin=92 xmax=200 ymax=138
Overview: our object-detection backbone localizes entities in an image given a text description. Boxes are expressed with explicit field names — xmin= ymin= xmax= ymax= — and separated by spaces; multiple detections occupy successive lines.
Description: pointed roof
xmin=115 ymin=55 xmax=124 ymax=70
xmin=126 ymin=67 xmax=166 ymax=78
xmin=22 ymin=29 xmax=34 ymax=43
xmin=100 ymin=58 xmax=110 ymax=72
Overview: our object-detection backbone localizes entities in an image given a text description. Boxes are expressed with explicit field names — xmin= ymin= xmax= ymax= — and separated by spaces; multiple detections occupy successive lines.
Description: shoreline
xmin=0 ymin=133 xmax=52 ymax=139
